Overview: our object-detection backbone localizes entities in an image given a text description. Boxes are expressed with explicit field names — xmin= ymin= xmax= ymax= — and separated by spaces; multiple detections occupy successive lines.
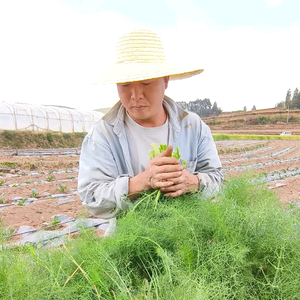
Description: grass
xmin=1 ymin=130 xmax=299 ymax=151
xmin=217 ymin=141 xmax=269 ymax=155
xmin=0 ymin=162 xmax=19 ymax=169
xmin=1 ymin=175 xmax=300 ymax=299
xmin=0 ymin=130 xmax=86 ymax=149
xmin=213 ymin=133 xmax=300 ymax=140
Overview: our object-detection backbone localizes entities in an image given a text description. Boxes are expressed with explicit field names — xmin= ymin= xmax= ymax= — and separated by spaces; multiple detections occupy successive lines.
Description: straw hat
xmin=96 ymin=28 xmax=204 ymax=84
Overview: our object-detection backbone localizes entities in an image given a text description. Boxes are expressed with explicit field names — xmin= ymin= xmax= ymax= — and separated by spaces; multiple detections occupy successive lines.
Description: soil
xmin=217 ymin=139 xmax=300 ymax=207
xmin=0 ymin=139 xmax=300 ymax=240
xmin=204 ymin=107 xmax=300 ymax=136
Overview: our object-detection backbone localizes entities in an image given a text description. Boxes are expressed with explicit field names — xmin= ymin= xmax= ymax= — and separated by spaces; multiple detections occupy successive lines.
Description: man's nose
xmin=131 ymin=84 xmax=143 ymax=100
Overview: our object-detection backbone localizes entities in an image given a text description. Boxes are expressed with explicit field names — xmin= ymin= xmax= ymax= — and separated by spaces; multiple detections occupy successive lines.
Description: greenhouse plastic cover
xmin=0 ymin=102 xmax=104 ymax=133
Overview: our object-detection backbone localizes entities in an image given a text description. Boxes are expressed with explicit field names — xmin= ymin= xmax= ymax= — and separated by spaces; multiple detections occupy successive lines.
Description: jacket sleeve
xmin=194 ymin=120 xmax=224 ymax=195
xmin=77 ymin=129 xmax=131 ymax=219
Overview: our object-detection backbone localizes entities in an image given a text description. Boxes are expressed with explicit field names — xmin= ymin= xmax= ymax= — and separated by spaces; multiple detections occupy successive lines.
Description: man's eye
xmin=122 ymin=84 xmax=130 ymax=87
xmin=142 ymin=82 xmax=151 ymax=86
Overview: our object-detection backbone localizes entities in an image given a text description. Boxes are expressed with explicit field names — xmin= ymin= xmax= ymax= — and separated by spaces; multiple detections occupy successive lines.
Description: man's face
xmin=117 ymin=77 xmax=169 ymax=127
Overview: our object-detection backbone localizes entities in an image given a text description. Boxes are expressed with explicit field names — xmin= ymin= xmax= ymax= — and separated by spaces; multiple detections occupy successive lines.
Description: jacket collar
xmin=102 ymin=96 xmax=189 ymax=135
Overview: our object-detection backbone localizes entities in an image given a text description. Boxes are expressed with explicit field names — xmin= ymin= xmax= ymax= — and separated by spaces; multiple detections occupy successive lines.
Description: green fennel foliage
xmin=1 ymin=175 xmax=300 ymax=299
xmin=148 ymin=143 xmax=186 ymax=168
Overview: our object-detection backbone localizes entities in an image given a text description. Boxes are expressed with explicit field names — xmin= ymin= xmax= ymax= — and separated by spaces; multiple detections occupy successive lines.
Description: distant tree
xmin=177 ymin=98 xmax=223 ymax=117
xmin=188 ymin=98 xmax=212 ymax=117
xmin=211 ymin=101 xmax=222 ymax=116
xmin=275 ymin=101 xmax=285 ymax=108
xmin=176 ymin=101 xmax=188 ymax=110
xmin=297 ymin=90 xmax=300 ymax=109
xmin=291 ymin=88 xmax=299 ymax=109
xmin=251 ymin=105 xmax=256 ymax=111
xmin=202 ymin=98 xmax=213 ymax=112
xmin=292 ymin=88 xmax=299 ymax=100
xmin=243 ymin=106 xmax=247 ymax=112
xmin=188 ymin=99 xmax=202 ymax=116
xmin=285 ymin=89 xmax=292 ymax=108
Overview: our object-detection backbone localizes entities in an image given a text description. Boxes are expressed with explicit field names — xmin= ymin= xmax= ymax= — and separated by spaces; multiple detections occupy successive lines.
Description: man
xmin=78 ymin=28 xmax=223 ymax=219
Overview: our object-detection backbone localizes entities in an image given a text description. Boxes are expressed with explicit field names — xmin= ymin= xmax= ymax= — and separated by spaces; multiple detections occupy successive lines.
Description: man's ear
xmin=164 ymin=76 xmax=170 ymax=89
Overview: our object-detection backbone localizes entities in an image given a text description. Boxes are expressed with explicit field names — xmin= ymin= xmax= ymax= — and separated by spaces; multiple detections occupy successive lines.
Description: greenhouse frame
xmin=0 ymin=102 xmax=104 ymax=133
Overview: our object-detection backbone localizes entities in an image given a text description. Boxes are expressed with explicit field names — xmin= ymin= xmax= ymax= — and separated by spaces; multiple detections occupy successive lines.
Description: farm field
xmin=204 ymin=107 xmax=300 ymax=135
xmin=0 ymin=139 xmax=300 ymax=243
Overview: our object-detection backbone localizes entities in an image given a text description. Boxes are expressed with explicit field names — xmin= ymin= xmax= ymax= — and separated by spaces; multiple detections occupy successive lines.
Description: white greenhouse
xmin=0 ymin=102 xmax=104 ymax=133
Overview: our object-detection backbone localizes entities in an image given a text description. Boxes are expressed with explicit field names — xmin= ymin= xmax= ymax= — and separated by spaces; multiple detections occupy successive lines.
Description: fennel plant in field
xmin=1 ymin=175 xmax=300 ymax=299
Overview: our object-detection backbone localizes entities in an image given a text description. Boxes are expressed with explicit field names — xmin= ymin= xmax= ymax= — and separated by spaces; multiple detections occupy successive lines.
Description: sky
xmin=0 ymin=0 xmax=299 ymax=113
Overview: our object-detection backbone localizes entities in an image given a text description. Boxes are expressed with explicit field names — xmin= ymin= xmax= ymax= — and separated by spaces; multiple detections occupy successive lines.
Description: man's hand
xmin=159 ymin=169 xmax=199 ymax=197
xmin=149 ymin=145 xmax=199 ymax=197
xmin=128 ymin=145 xmax=183 ymax=197
xmin=144 ymin=145 xmax=183 ymax=190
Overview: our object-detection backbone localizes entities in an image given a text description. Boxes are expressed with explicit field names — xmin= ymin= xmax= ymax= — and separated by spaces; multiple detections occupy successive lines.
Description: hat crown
xmin=115 ymin=29 xmax=166 ymax=64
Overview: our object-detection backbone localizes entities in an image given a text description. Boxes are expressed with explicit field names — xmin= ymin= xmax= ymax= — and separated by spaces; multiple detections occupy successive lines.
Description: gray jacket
xmin=78 ymin=96 xmax=223 ymax=219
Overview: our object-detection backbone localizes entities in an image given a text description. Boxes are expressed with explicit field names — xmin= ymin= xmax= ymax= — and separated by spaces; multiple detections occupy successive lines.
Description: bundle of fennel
xmin=147 ymin=143 xmax=186 ymax=208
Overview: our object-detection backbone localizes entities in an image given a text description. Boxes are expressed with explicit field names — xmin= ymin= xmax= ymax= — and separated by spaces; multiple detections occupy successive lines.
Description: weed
xmin=62 ymin=133 xmax=70 ymax=139
xmin=229 ymin=118 xmax=245 ymax=123
xmin=2 ymin=130 xmax=16 ymax=139
xmin=22 ymin=162 xmax=36 ymax=170
xmin=256 ymin=116 xmax=269 ymax=124
xmin=74 ymin=132 xmax=86 ymax=138
xmin=207 ymin=120 xmax=222 ymax=125
xmin=46 ymin=133 xmax=53 ymax=143
xmin=0 ymin=162 xmax=18 ymax=169
xmin=1 ymin=227 xmax=16 ymax=239
xmin=0 ymin=181 xmax=6 ymax=186
xmin=217 ymin=142 xmax=269 ymax=155
xmin=1 ymin=130 xmax=86 ymax=149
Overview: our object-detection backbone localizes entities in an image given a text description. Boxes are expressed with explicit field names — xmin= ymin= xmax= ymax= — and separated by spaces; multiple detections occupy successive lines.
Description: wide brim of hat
xmin=95 ymin=63 xmax=204 ymax=84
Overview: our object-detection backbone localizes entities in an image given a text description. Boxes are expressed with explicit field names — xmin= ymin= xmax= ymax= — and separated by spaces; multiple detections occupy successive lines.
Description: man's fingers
xmin=156 ymin=170 xmax=183 ymax=181
xmin=155 ymin=157 xmax=180 ymax=166
xmin=156 ymin=145 xmax=173 ymax=158
xmin=152 ymin=145 xmax=181 ymax=166
xmin=162 ymin=145 xmax=173 ymax=157
xmin=155 ymin=180 xmax=174 ymax=188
